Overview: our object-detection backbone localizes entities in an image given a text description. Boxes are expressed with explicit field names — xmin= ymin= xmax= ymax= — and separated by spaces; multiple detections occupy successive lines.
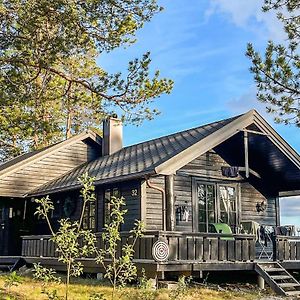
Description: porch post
xmin=258 ymin=275 xmax=265 ymax=289
xmin=244 ymin=131 xmax=249 ymax=178
xmin=165 ymin=174 xmax=175 ymax=231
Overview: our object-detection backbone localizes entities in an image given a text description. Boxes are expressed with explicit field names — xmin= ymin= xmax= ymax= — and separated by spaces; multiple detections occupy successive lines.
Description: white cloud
xmin=226 ymin=86 xmax=268 ymax=115
xmin=205 ymin=0 xmax=286 ymax=41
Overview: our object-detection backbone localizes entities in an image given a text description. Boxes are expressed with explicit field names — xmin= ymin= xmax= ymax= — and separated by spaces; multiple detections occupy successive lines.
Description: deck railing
xmin=274 ymin=235 xmax=300 ymax=261
xmin=21 ymin=231 xmax=256 ymax=263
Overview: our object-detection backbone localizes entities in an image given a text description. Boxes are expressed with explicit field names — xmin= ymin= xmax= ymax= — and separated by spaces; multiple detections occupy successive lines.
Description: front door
xmin=0 ymin=206 xmax=8 ymax=256
xmin=0 ymin=201 xmax=26 ymax=256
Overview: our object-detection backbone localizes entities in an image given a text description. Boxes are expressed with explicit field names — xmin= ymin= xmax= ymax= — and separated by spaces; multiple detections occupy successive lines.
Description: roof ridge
xmin=112 ymin=113 xmax=244 ymax=155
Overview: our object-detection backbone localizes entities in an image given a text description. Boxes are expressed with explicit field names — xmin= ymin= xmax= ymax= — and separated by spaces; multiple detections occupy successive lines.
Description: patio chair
xmin=258 ymin=225 xmax=274 ymax=260
xmin=240 ymin=220 xmax=260 ymax=241
xmin=209 ymin=223 xmax=234 ymax=240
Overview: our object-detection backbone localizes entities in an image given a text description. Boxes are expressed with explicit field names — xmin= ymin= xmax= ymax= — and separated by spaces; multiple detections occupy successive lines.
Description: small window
xmin=104 ymin=189 xmax=111 ymax=225
xmin=104 ymin=188 xmax=120 ymax=226
xmin=83 ymin=199 xmax=96 ymax=231
xmin=51 ymin=199 xmax=62 ymax=219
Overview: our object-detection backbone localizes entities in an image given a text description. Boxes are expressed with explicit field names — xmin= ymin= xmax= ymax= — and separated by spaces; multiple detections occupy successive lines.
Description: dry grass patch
xmin=0 ymin=274 xmax=266 ymax=300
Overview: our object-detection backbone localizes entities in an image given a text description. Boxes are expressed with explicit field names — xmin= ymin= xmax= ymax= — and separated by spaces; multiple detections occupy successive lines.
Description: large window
xmin=195 ymin=181 xmax=238 ymax=232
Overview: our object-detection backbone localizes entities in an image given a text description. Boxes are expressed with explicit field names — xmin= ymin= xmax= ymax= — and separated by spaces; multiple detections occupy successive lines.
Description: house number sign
xmin=152 ymin=240 xmax=169 ymax=262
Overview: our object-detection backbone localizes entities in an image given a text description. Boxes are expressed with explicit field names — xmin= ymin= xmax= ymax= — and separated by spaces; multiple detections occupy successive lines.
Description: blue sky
xmin=98 ymin=0 xmax=300 ymax=228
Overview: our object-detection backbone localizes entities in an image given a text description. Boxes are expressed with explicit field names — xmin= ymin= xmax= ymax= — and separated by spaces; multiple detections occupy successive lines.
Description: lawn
xmin=0 ymin=273 xmax=273 ymax=300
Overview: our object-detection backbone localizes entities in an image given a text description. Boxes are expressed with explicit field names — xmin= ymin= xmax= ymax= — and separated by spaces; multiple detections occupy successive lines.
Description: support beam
xmin=165 ymin=174 xmax=175 ymax=231
xmin=244 ymin=131 xmax=249 ymax=178
xmin=239 ymin=129 xmax=268 ymax=136
xmin=279 ymin=190 xmax=300 ymax=197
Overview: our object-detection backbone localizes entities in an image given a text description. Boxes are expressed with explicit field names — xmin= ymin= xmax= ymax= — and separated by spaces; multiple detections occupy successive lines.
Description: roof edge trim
xmin=154 ymin=110 xmax=255 ymax=175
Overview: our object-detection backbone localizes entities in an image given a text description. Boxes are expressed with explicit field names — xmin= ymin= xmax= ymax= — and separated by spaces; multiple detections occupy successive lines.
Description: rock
xmin=158 ymin=281 xmax=178 ymax=290
xmin=18 ymin=266 xmax=34 ymax=276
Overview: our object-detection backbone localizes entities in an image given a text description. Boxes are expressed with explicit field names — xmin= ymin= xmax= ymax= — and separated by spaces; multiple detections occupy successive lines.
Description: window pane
xmin=199 ymin=223 xmax=206 ymax=232
xmin=83 ymin=218 xmax=88 ymax=229
xmin=90 ymin=217 xmax=95 ymax=229
xmin=197 ymin=184 xmax=205 ymax=207
xmin=219 ymin=185 xmax=237 ymax=227
xmin=220 ymin=211 xmax=228 ymax=224
xmin=207 ymin=193 xmax=214 ymax=211
xmin=90 ymin=202 xmax=95 ymax=217
xmin=197 ymin=183 xmax=216 ymax=232
xmin=113 ymin=188 xmax=120 ymax=198
xmin=229 ymin=212 xmax=236 ymax=225
xmin=228 ymin=187 xmax=235 ymax=198
xmin=199 ymin=209 xmax=206 ymax=223
xmin=104 ymin=189 xmax=111 ymax=225
xmin=207 ymin=184 xmax=214 ymax=198
xmin=208 ymin=210 xmax=215 ymax=223
xmin=105 ymin=190 xmax=111 ymax=202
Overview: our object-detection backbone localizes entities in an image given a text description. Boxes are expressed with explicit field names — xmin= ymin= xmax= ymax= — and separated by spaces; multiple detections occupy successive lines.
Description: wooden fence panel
xmin=275 ymin=237 xmax=300 ymax=261
xmin=21 ymin=231 xmax=256 ymax=263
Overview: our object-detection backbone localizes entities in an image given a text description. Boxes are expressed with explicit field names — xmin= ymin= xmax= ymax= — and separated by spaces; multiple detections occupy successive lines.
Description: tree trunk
xmin=66 ymin=110 xmax=72 ymax=139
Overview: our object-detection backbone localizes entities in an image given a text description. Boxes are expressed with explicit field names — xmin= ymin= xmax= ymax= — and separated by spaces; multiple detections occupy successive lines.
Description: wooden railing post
xmin=272 ymin=235 xmax=277 ymax=261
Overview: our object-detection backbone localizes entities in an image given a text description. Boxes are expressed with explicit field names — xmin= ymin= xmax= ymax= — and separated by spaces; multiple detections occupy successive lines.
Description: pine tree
xmin=246 ymin=0 xmax=300 ymax=127
xmin=0 ymin=0 xmax=173 ymax=159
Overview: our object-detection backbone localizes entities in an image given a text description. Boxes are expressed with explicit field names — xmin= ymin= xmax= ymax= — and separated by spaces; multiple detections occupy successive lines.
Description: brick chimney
xmin=102 ymin=115 xmax=123 ymax=156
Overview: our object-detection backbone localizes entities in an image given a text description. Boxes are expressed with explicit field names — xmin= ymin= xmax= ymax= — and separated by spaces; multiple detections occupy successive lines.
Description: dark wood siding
xmin=172 ymin=150 xmax=278 ymax=231
xmin=31 ymin=190 xmax=82 ymax=235
xmin=145 ymin=176 xmax=164 ymax=230
xmin=121 ymin=181 xmax=141 ymax=231
xmin=177 ymin=151 xmax=243 ymax=181
xmin=0 ymin=140 xmax=99 ymax=197
xmin=97 ymin=180 xmax=141 ymax=231
xmin=174 ymin=175 xmax=193 ymax=231
xmin=240 ymin=182 xmax=277 ymax=226
xmin=174 ymin=150 xmax=239 ymax=232
xmin=31 ymin=180 xmax=141 ymax=236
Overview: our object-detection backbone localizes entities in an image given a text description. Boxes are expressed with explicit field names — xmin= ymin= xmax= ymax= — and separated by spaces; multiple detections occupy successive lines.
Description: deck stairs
xmin=255 ymin=262 xmax=300 ymax=297
xmin=0 ymin=257 xmax=24 ymax=272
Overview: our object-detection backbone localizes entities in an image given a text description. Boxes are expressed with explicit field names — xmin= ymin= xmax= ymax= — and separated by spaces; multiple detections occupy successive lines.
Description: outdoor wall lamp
xmin=256 ymin=200 xmax=267 ymax=212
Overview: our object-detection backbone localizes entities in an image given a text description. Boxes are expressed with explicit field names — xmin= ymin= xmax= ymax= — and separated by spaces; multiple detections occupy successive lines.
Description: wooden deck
xmin=20 ymin=231 xmax=300 ymax=274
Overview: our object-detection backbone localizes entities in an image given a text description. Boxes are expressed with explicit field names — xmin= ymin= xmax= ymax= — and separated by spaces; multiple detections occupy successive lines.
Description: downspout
xmin=145 ymin=177 xmax=166 ymax=231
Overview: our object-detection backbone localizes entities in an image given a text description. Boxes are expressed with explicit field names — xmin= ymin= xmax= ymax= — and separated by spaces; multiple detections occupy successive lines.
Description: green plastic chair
xmin=209 ymin=223 xmax=234 ymax=240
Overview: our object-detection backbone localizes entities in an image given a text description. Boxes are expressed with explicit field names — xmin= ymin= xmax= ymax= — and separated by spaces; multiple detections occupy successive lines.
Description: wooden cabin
xmin=1 ymin=110 xmax=300 ymax=296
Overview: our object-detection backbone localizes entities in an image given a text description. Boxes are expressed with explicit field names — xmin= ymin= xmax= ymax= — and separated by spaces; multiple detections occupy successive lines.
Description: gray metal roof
xmin=30 ymin=115 xmax=240 ymax=196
